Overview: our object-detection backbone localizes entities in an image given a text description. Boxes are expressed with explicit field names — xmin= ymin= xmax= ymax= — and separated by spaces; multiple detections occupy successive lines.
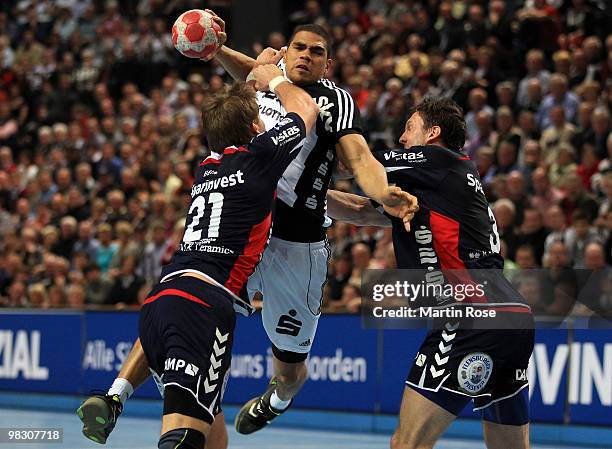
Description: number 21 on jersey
xmin=183 ymin=192 xmax=224 ymax=242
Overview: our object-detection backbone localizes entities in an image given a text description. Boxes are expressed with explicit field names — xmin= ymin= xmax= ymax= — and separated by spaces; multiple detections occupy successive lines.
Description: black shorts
xmin=139 ymin=276 xmax=236 ymax=424
xmin=406 ymin=322 xmax=534 ymax=425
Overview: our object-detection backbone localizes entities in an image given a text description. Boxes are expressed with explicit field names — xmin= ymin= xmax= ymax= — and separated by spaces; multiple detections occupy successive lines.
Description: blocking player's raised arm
xmin=214 ymin=45 xmax=256 ymax=81
xmin=204 ymin=11 xmax=285 ymax=81
xmin=336 ymin=134 xmax=418 ymax=229
xmin=197 ymin=9 xmax=254 ymax=81
xmin=247 ymin=65 xmax=318 ymax=174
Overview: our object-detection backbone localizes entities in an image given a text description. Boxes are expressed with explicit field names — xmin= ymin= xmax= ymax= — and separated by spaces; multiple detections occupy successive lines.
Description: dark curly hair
xmin=413 ymin=98 xmax=467 ymax=151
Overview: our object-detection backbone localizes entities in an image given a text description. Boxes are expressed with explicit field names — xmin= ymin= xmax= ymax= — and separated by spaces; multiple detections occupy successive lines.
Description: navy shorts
xmin=406 ymin=325 xmax=534 ymax=425
xmin=139 ymin=276 xmax=236 ymax=424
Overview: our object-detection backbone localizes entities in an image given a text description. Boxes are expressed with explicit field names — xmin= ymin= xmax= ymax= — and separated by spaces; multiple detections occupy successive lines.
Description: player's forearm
xmin=327 ymin=190 xmax=391 ymax=227
xmin=214 ymin=46 xmax=256 ymax=81
xmin=274 ymin=81 xmax=319 ymax=131
xmin=336 ymin=134 xmax=394 ymax=205
xmin=350 ymin=152 xmax=392 ymax=205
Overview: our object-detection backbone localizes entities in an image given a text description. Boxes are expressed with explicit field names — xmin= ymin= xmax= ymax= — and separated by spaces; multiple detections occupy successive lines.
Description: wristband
xmin=246 ymin=71 xmax=256 ymax=83
xmin=269 ymin=76 xmax=287 ymax=93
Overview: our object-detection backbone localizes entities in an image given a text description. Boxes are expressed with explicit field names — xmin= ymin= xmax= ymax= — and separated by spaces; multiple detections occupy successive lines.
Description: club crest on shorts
xmin=457 ymin=352 xmax=493 ymax=394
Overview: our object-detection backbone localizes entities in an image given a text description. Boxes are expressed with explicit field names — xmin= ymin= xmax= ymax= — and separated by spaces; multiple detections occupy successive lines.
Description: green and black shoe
xmin=76 ymin=393 xmax=123 ymax=444
xmin=234 ymin=378 xmax=292 ymax=435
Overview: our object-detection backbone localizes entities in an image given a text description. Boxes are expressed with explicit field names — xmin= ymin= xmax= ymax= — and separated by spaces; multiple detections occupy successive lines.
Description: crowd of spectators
xmin=0 ymin=0 xmax=610 ymax=316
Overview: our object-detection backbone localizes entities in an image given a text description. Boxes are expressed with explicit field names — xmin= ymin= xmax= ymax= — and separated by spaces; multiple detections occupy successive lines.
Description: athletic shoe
xmin=76 ymin=393 xmax=123 ymax=444
xmin=234 ymin=377 xmax=292 ymax=434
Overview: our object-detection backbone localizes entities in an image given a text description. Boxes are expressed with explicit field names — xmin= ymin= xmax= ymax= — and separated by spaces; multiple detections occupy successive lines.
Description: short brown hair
xmin=413 ymin=98 xmax=466 ymax=151
xmin=201 ymin=82 xmax=258 ymax=152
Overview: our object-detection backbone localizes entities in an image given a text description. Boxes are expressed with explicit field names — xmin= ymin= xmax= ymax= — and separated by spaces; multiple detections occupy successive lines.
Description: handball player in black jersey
xmin=211 ymin=21 xmax=419 ymax=435
xmin=328 ymin=98 xmax=534 ymax=449
xmin=78 ymin=65 xmax=323 ymax=449
xmin=196 ymin=16 xmax=417 ymax=435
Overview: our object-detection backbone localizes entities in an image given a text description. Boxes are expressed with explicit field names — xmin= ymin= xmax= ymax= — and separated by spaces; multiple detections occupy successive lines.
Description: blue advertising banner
xmin=378 ymin=328 xmax=427 ymax=414
xmin=293 ymin=315 xmax=378 ymax=412
xmin=0 ymin=311 xmax=82 ymax=394
xmin=569 ymin=329 xmax=612 ymax=426
xmin=0 ymin=310 xmax=610 ymax=426
xmin=527 ymin=328 xmax=569 ymax=423
xmin=223 ymin=314 xmax=274 ymax=404
xmin=225 ymin=314 xmax=379 ymax=413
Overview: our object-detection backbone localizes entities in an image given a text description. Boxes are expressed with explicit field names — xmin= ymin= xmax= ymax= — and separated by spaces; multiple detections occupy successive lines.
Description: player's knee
xmin=208 ymin=432 xmax=228 ymax=449
xmin=207 ymin=419 xmax=228 ymax=449
xmin=158 ymin=428 xmax=205 ymax=449
xmin=390 ymin=429 xmax=432 ymax=449
xmin=390 ymin=431 xmax=400 ymax=449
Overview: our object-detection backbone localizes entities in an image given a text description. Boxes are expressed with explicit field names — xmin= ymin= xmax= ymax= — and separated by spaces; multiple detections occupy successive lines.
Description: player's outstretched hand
xmin=252 ymin=64 xmax=284 ymax=92
xmin=255 ymin=47 xmax=286 ymax=67
xmin=200 ymin=9 xmax=227 ymax=61
xmin=382 ymin=186 xmax=419 ymax=231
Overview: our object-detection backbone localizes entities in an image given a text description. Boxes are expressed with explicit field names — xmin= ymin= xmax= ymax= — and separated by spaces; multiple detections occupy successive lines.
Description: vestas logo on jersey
xmin=271 ymin=125 xmax=301 ymax=146
xmin=316 ymin=96 xmax=335 ymax=132
xmin=383 ymin=151 xmax=426 ymax=162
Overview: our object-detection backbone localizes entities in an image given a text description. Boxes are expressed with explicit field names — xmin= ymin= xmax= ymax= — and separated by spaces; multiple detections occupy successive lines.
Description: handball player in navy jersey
xmin=77 ymin=64 xmax=322 ymax=449
xmin=328 ymin=98 xmax=534 ymax=449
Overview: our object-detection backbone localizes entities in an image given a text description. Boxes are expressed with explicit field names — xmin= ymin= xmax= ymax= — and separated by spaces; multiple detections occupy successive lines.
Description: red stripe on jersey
xmin=144 ymin=288 xmax=212 ymax=308
xmin=200 ymin=157 xmax=221 ymax=166
xmin=490 ymin=305 xmax=531 ymax=313
xmin=458 ymin=156 xmax=471 ymax=160
xmin=224 ymin=212 xmax=272 ymax=296
xmin=199 ymin=147 xmax=248 ymax=166
xmin=223 ymin=146 xmax=249 ymax=155
xmin=429 ymin=210 xmax=487 ymax=304
xmin=429 ymin=210 xmax=464 ymax=269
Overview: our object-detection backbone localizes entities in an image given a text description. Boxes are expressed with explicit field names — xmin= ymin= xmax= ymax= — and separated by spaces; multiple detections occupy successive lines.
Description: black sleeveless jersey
xmin=256 ymin=78 xmax=363 ymax=242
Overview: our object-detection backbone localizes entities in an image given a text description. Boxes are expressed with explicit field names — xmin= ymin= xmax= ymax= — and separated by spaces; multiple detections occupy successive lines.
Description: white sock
xmin=270 ymin=390 xmax=291 ymax=411
xmin=108 ymin=378 xmax=134 ymax=405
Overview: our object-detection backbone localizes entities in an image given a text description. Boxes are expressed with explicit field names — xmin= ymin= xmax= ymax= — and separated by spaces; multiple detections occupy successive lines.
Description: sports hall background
xmin=0 ymin=0 xmax=611 ymax=448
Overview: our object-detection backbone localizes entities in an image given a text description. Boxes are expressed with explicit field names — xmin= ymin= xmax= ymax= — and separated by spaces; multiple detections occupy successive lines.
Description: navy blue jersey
xmin=161 ymin=113 xmax=307 ymax=315
xmin=374 ymin=145 xmax=528 ymax=308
